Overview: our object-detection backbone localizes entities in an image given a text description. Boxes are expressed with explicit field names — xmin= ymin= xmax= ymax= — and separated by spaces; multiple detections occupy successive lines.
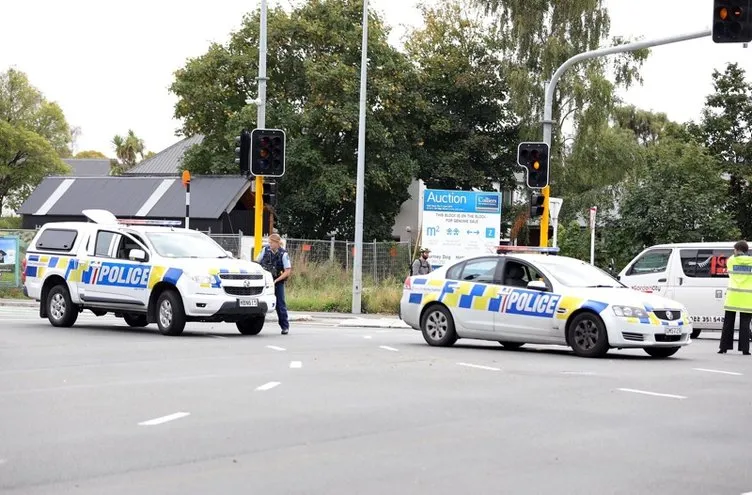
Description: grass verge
xmin=286 ymin=259 xmax=402 ymax=314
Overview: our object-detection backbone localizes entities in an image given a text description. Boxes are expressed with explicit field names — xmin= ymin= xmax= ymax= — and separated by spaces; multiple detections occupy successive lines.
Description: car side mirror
xmin=527 ymin=280 xmax=548 ymax=292
xmin=225 ymin=250 xmax=234 ymax=258
xmin=129 ymin=248 xmax=148 ymax=262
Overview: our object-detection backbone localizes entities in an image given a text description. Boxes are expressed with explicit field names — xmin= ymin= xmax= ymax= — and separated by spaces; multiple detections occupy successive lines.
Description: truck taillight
xmin=403 ymin=276 xmax=412 ymax=289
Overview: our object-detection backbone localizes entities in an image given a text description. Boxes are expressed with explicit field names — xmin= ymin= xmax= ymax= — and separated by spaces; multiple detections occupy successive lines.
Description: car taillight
xmin=21 ymin=258 xmax=26 ymax=284
xmin=403 ymin=276 xmax=412 ymax=289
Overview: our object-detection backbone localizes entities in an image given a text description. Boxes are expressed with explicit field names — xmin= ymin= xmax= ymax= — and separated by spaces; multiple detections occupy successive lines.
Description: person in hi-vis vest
xmin=719 ymin=240 xmax=752 ymax=355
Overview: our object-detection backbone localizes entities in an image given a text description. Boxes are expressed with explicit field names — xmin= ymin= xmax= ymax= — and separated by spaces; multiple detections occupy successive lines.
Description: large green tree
xmin=403 ymin=0 xmax=520 ymax=191
xmin=0 ymin=68 xmax=71 ymax=212
xmin=689 ymin=62 xmax=752 ymax=239
xmin=170 ymin=0 xmax=423 ymax=240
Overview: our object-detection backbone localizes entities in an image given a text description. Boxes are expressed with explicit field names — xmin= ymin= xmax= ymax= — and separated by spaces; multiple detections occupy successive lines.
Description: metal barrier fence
xmin=0 ymin=229 xmax=413 ymax=287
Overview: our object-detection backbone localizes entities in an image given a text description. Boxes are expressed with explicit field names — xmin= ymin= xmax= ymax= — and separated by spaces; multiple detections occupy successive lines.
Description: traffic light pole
xmin=538 ymin=28 xmax=711 ymax=247
xmin=254 ymin=0 xmax=268 ymax=259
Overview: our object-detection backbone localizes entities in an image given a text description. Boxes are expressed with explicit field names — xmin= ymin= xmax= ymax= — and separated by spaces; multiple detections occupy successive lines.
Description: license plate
xmin=238 ymin=298 xmax=258 ymax=307
xmin=665 ymin=327 xmax=681 ymax=335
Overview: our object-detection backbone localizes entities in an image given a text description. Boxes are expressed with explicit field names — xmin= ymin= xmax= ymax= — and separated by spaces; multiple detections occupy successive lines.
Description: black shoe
xmin=718 ymin=349 xmax=727 ymax=354
xmin=281 ymin=328 xmax=289 ymax=335
xmin=743 ymin=351 xmax=750 ymax=356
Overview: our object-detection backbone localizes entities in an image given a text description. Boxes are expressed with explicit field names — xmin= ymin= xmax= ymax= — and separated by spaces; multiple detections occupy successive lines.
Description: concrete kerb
xmin=0 ymin=299 xmax=407 ymax=327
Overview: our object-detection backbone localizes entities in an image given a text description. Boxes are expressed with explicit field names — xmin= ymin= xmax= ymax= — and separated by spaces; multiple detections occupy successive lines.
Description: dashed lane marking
xmin=266 ymin=345 xmax=286 ymax=351
xmin=379 ymin=346 xmax=399 ymax=352
xmin=693 ymin=368 xmax=743 ymax=376
xmin=290 ymin=361 xmax=302 ymax=369
xmin=138 ymin=412 xmax=190 ymax=426
xmin=560 ymin=371 xmax=598 ymax=376
xmin=363 ymin=336 xmax=372 ymax=339
xmin=256 ymin=381 xmax=281 ymax=391
xmin=457 ymin=362 xmax=501 ymax=371
xmin=618 ymin=388 xmax=687 ymax=400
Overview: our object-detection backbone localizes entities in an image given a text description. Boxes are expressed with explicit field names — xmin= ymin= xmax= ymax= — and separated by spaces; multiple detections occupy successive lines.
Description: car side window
xmin=680 ymin=248 xmax=732 ymax=278
xmin=458 ymin=258 xmax=500 ymax=283
xmin=445 ymin=262 xmax=465 ymax=281
xmin=627 ymin=249 xmax=672 ymax=275
xmin=114 ymin=234 xmax=145 ymax=261
xmin=94 ymin=231 xmax=117 ymax=257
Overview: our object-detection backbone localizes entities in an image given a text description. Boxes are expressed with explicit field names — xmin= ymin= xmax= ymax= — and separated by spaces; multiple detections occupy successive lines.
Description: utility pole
xmin=539 ymin=28 xmax=711 ymax=246
xmin=351 ymin=0 xmax=369 ymax=314
xmin=254 ymin=0 xmax=268 ymax=260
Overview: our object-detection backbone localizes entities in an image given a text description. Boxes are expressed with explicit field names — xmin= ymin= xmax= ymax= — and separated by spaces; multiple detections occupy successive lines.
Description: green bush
xmin=286 ymin=255 xmax=402 ymax=314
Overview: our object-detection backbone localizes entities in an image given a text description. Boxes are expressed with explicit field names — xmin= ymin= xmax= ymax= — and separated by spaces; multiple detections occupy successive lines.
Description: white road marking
xmin=561 ymin=371 xmax=598 ymax=375
xmin=457 ymin=362 xmax=501 ymax=371
xmin=363 ymin=335 xmax=372 ymax=339
xmin=255 ymin=381 xmax=281 ymax=391
xmin=290 ymin=361 xmax=302 ymax=369
xmin=138 ymin=412 xmax=190 ymax=426
xmin=618 ymin=388 xmax=687 ymax=400
xmin=266 ymin=345 xmax=286 ymax=351
xmin=693 ymin=368 xmax=743 ymax=376
xmin=379 ymin=345 xmax=399 ymax=352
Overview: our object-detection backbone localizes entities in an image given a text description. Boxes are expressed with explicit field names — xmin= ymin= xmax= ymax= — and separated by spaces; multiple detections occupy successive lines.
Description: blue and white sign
xmin=421 ymin=189 xmax=502 ymax=268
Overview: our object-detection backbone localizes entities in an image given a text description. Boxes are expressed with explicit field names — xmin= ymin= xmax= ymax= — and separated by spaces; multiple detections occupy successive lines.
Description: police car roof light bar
xmin=496 ymin=246 xmax=560 ymax=255
xmin=118 ymin=218 xmax=183 ymax=227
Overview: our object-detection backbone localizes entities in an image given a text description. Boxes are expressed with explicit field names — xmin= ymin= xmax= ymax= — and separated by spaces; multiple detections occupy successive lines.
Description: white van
xmin=618 ymin=242 xmax=736 ymax=339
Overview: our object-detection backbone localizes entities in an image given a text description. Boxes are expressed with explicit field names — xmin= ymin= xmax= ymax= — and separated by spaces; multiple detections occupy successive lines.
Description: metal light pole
xmin=253 ymin=0 xmax=268 ymax=260
xmin=351 ymin=0 xmax=369 ymax=314
xmin=539 ymin=29 xmax=711 ymax=247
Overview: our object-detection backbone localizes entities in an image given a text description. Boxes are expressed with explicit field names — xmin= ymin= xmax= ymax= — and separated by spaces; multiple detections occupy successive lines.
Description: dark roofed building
xmin=124 ymin=134 xmax=204 ymax=176
xmin=62 ymin=158 xmax=111 ymax=176
xmin=18 ymin=175 xmax=268 ymax=235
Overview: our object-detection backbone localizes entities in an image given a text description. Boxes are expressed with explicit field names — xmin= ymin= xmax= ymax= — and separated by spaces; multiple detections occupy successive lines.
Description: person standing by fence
xmin=256 ymin=233 xmax=292 ymax=335
xmin=411 ymin=247 xmax=432 ymax=276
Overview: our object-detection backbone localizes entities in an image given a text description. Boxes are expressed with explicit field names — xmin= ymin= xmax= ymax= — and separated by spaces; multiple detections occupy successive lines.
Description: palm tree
xmin=111 ymin=129 xmax=145 ymax=174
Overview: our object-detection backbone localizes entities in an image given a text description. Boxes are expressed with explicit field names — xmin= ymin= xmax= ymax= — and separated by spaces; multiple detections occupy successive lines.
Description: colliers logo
xmin=475 ymin=194 xmax=500 ymax=212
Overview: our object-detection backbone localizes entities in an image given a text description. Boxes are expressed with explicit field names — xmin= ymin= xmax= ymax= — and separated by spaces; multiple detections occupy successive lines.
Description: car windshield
xmin=538 ymin=260 xmax=624 ymax=288
xmin=145 ymin=231 xmax=229 ymax=259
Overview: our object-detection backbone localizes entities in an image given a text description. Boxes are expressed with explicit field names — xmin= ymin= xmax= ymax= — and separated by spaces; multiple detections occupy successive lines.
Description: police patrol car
xmin=22 ymin=209 xmax=277 ymax=336
xmin=399 ymin=247 xmax=693 ymax=358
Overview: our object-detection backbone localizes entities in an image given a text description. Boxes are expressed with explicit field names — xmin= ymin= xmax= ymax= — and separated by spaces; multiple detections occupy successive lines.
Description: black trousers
xmin=720 ymin=310 xmax=751 ymax=353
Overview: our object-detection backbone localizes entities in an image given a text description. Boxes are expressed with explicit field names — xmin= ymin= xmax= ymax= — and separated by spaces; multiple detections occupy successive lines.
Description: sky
xmin=1 ymin=0 xmax=750 ymax=157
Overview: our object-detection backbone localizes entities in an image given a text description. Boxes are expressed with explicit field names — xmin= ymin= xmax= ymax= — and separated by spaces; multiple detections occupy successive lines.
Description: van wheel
xmin=644 ymin=346 xmax=681 ymax=358
xmin=46 ymin=284 xmax=78 ymax=327
xmin=123 ymin=314 xmax=148 ymax=328
xmin=691 ymin=329 xmax=701 ymax=339
xmin=568 ymin=312 xmax=609 ymax=358
xmin=156 ymin=290 xmax=186 ymax=336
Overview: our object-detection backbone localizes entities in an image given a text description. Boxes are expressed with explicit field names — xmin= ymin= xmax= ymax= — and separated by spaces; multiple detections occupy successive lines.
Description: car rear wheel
xmin=644 ymin=346 xmax=680 ymax=358
xmin=236 ymin=316 xmax=265 ymax=335
xmin=420 ymin=305 xmax=457 ymax=347
xmin=568 ymin=312 xmax=609 ymax=358
xmin=123 ymin=314 xmax=148 ymax=328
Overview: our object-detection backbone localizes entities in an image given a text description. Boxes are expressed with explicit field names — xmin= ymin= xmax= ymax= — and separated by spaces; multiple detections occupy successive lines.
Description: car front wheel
xmin=420 ymin=305 xmax=458 ymax=347
xmin=155 ymin=290 xmax=186 ymax=336
xmin=568 ymin=312 xmax=610 ymax=358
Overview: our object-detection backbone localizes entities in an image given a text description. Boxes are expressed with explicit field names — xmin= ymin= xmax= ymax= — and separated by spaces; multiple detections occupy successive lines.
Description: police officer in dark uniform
xmin=256 ymin=233 xmax=292 ymax=335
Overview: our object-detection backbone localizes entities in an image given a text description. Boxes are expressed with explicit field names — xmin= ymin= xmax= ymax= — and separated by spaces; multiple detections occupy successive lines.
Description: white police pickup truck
xmin=22 ymin=209 xmax=277 ymax=336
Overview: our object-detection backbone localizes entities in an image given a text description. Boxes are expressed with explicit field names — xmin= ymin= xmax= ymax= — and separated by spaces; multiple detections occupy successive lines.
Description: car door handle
xmin=658 ymin=278 xmax=667 ymax=282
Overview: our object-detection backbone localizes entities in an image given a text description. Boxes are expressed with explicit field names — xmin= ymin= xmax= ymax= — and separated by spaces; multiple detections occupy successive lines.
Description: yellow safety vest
xmin=724 ymin=254 xmax=752 ymax=313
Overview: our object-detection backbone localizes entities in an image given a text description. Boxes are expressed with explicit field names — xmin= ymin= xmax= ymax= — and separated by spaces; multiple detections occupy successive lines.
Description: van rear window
xmin=35 ymin=229 xmax=78 ymax=252
xmin=680 ymin=249 xmax=732 ymax=278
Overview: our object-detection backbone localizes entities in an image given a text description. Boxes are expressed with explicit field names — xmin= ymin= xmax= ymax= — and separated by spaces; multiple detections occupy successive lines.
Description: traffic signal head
xmin=235 ymin=130 xmax=251 ymax=175
xmin=517 ymin=142 xmax=550 ymax=189
xmin=251 ymin=128 xmax=286 ymax=177
xmin=530 ymin=193 xmax=545 ymax=218
xmin=713 ymin=0 xmax=752 ymax=43
xmin=263 ymin=181 xmax=278 ymax=207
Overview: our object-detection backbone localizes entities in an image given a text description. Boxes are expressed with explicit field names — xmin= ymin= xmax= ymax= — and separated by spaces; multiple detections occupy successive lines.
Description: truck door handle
xmin=678 ymin=277 xmax=683 ymax=285
xmin=658 ymin=278 xmax=667 ymax=282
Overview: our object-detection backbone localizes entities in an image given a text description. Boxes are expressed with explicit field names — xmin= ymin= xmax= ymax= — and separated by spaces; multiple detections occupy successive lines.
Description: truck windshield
xmin=145 ymin=232 xmax=228 ymax=259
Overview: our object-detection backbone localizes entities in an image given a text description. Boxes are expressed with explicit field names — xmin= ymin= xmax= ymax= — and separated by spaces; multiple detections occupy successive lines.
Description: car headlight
xmin=188 ymin=273 xmax=214 ymax=286
xmin=612 ymin=305 xmax=648 ymax=318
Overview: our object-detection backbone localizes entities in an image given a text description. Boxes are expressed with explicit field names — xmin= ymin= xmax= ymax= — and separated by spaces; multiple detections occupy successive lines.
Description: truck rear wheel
xmin=46 ymin=284 xmax=78 ymax=328
xmin=155 ymin=290 xmax=186 ymax=336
